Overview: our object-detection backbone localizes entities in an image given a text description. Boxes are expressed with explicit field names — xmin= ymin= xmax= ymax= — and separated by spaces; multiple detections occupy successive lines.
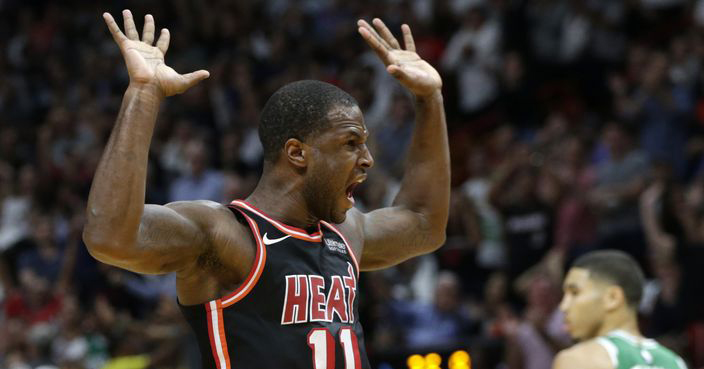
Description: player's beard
xmin=302 ymin=171 xmax=345 ymax=224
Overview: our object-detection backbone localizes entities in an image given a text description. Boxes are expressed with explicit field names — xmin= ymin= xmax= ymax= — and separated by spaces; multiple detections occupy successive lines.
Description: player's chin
xmin=332 ymin=206 xmax=349 ymax=224
xmin=330 ymin=201 xmax=351 ymax=224
xmin=330 ymin=211 xmax=347 ymax=224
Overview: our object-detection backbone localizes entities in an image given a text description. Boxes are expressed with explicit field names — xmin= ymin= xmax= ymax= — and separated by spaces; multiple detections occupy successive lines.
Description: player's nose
xmin=359 ymin=144 xmax=374 ymax=169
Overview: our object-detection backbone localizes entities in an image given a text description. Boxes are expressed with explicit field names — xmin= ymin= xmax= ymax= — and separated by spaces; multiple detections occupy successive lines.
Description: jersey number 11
xmin=307 ymin=327 xmax=361 ymax=369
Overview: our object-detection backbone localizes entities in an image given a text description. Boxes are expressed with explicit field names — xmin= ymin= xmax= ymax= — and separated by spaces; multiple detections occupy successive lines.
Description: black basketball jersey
xmin=179 ymin=200 xmax=371 ymax=369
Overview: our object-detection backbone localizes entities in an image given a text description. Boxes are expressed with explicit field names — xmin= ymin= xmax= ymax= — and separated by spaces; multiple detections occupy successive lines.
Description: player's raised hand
xmin=357 ymin=19 xmax=441 ymax=97
xmin=103 ymin=10 xmax=209 ymax=96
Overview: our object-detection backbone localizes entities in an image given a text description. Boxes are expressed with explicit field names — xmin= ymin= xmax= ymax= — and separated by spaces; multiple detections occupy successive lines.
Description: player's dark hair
xmin=573 ymin=250 xmax=645 ymax=308
xmin=259 ymin=80 xmax=358 ymax=163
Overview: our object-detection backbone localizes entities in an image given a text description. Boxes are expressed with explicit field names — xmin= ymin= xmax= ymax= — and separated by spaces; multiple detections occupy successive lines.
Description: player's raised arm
xmin=353 ymin=19 xmax=450 ymax=270
xmin=83 ymin=10 xmax=216 ymax=274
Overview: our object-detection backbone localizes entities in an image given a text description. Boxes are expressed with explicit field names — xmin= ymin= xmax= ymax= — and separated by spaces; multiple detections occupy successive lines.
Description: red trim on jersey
xmin=230 ymin=200 xmax=322 ymax=242
xmin=221 ymin=209 xmax=268 ymax=307
xmin=320 ymin=220 xmax=360 ymax=277
xmin=216 ymin=302 xmax=231 ymax=368
xmin=206 ymin=300 xmax=231 ymax=369
xmin=205 ymin=303 xmax=219 ymax=368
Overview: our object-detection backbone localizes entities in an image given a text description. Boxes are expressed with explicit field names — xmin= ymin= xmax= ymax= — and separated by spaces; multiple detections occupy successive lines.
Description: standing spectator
xmin=589 ymin=122 xmax=649 ymax=270
xmin=490 ymin=146 xmax=555 ymax=291
xmin=441 ymin=3 xmax=502 ymax=115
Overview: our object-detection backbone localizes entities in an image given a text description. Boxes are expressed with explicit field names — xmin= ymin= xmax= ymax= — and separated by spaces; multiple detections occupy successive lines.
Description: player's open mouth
xmin=346 ymin=182 xmax=359 ymax=204
xmin=345 ymin=174 xmax=367 ymax=206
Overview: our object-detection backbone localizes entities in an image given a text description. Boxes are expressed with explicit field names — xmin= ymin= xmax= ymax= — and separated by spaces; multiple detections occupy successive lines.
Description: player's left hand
xmin=357 ymin=19 xmax=442 ymax=98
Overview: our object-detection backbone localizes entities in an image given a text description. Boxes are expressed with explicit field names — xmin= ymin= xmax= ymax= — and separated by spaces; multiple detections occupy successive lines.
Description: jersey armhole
xmin=218 ymin=207 xmax=268 ymax=308
xmin=596 ymin=337 xmax=619 ymax=369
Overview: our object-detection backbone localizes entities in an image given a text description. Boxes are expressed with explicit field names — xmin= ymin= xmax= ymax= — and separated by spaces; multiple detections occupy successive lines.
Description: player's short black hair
xmin=573 ymin=250 xmax=645 ymax=308
xmin=259 ymin=80 xmax=358 ymax=163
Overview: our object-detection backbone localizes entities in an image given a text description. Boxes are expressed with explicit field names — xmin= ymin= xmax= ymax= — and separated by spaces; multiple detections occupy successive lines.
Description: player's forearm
xmin=84 ymin=84 xmax=164 ymax=252
xmin=392 ymin=90 xmax=450 ymax=243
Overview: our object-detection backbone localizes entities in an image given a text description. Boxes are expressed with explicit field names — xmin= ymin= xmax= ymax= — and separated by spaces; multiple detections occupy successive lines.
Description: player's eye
xmin=346 ymin=140 xmax=357 ymax=147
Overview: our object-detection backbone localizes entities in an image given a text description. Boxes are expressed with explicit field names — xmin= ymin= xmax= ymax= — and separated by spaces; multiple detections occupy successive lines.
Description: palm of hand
xmin=104 ymin=10 xmax=208 ymax=97
xmin=358 ymin=19 xmax=442 ymax=97
xmin=121 ymin=40 xmax=185 ymax=96
xmin=386 ymin=49 xmax=442 ymax=97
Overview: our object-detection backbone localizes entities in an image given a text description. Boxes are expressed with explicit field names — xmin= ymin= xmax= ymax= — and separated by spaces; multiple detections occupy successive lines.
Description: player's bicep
xmin=91 ymin=202 xmax=212 ymax=274
xmin=358 ymin=206 xmax=437 ymax=271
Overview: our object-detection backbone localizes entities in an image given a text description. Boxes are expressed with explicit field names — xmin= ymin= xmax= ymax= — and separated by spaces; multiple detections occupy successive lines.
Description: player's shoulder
xmin=165 ymin=200 xmax=248 ymax=234
xmin=165 ymin=199 xmax=231 ymax=213
xmin=554 ymin=340 xmax=614 ymax=369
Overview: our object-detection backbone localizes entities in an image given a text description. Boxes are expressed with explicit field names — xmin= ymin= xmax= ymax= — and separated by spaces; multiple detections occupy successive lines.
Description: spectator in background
xmin=388 ymin=271 xmax=476 ymax=351
xmin=612 ymin=51 xmax=694 ymax=179
xmin=441 ymin=3 xmax=502 ymax=115
xmin=490 ymin=144 xmax=555 ymax=292
xmin=551 ymin=135 xmax=598 ymax=261
xmin=372 ymin=91 xmax=415 ymax=179
xmin=502 ymin=271 xmax=569 ymax=369
xmin=589 ymin=122 xmax=649 ymax=270
xmin=168 ymin=138 xmax=224 ymax=202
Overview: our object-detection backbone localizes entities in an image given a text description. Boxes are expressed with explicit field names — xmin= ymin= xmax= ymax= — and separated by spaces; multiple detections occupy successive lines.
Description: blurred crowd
xmin=2 ymin=0 xmax=704 ymax=368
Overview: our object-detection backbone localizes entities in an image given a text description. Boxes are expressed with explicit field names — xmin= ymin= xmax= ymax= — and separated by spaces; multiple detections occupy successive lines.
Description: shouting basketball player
xmin=83 ymin=9 xmax=449 ymax=369
xmin=553 ymin=250 xmax=687 ymax=369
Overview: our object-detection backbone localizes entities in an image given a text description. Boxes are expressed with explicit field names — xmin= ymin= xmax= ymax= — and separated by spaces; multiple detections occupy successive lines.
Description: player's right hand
xmin=103 ymin=10 xmax=209 ymax=96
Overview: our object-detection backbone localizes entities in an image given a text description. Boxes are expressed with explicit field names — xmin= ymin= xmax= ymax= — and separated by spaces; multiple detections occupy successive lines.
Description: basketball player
xmin=553 ymin=250 xmax=687 ymax=369
xmin=83 ymin=9 xmax=449 ymax=369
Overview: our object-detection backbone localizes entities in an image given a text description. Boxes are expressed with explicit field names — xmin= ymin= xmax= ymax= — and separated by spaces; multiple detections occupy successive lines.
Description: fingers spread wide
xmin=401 ymin=24 xmax=416 ymax=52
xmin=103 ymin=12 xmax=127 ymax=44
xmin=372 ymin=18 xmax=400 ymax=49
xmin=156 ymin=28 xmax=170 ymax=55
xmin=357 ymin=19 xmax=392 ymax=50
xmin=358 ymin=26 xmax=390 ymax=65
xmin=142 ymin=14 xmax=155 ymax=45
xmin=122 ymin=9 xmax=139 ymax=40
xmin=180 ymin=70 xmax=210 ymax=92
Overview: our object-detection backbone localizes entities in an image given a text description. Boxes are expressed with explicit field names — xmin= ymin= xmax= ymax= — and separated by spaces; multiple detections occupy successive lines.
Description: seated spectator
xmin=388 ymin=271 xmax=476 ymax=350
xmin=168 ymin=138 xmax=224 ymax=202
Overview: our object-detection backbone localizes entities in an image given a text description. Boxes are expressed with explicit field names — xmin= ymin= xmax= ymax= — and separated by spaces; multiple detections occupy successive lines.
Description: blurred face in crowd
xmin=302 ymin=105 xmax=373 ymax=223
xmin=559 ymin=267 xmax=609 ymax=340
xmin=511 ymin=167 xmax=538 ymax=202
xmin=642 ymin=52 xmax=669 ymax=91
xmin=603 ymin=124 xmax=629 ymax=159
xmin=185 ymin=140 xmax=208 ymax=176
xmin=435 ymin=273 xmax=460 ymax=313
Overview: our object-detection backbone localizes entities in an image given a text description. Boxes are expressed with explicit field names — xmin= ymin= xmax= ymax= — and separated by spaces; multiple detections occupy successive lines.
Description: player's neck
xmin=596 ymin=308 xmax=641 ymax=338
xmin=246 ymin=169 xmax=318 ymax=230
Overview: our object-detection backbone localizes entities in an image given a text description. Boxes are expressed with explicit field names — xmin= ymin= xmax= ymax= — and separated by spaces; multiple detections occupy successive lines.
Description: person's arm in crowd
xmin=440 ymin=31 xmax=471 ymax=71
xmin=347 ymin=19 xmax=450 ymax=270
xmin=590 ymin=176 xmax=648 ymax=212
xmin=55 ymin=213 xmax=83 ymax=294
xmin=488 ymin=147 xmax=527 ymax=209
xmin=639 ymin=182 xmax=676 ymax=259
xmin=82 ymin=10 xmax=227 ymax=275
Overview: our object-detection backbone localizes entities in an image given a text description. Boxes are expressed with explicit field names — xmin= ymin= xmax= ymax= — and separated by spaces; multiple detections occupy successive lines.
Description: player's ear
xmin=285 ymin=138 xmax=307 ymax=168
xmin=603 ymin=285 xmax=625 ymax=311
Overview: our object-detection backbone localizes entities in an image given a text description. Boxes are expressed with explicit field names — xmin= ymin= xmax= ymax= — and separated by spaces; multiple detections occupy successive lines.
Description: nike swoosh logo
xmin=262 ymin=233 xmax=291 ymax=245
